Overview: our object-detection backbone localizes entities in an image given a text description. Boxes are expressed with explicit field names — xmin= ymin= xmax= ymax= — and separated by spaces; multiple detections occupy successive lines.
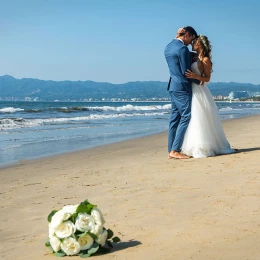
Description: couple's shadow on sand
xmin=235 ymin=147 xmax=260 ymax=153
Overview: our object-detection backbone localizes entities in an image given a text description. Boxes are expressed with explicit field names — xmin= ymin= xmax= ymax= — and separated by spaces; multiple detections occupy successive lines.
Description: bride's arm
xmin=185 ymin=57 xmax=212 ymax=83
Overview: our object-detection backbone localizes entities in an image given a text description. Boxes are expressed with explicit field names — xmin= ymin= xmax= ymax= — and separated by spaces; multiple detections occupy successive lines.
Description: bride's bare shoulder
xmin=202 ymin=57 xmax=211 ymax=65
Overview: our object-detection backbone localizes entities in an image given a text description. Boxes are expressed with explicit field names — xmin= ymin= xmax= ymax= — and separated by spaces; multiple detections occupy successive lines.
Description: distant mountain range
xmin=0 ymin=75 xmax=259 ymax=101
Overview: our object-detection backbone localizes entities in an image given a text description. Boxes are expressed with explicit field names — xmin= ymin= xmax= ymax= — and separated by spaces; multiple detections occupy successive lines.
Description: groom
xmin=164 ymin=26 xmax=199 ymax=159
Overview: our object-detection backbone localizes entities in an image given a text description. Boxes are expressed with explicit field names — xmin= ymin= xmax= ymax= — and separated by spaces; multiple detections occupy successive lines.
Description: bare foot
xmin=168 ymin=151 xmax=190 ymax=159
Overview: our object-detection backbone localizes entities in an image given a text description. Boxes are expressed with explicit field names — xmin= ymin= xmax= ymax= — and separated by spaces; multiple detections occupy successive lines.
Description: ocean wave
xmin=39 ymin=104 xmax=171 ymax=113
xmin=0 ymin=107 xmax=24 ymax=113
xmin=218 ymin=106 xmax=260 ymax=112
xmin=219 ymin=107 xmax=233 ymax=111
xmin=0 ymin=144 xmax=22 ymax=150
xmin=0 ymin=111 xmax=168 ymax=130
xmin=88 ymin=104 xmax=171 ymax=112
xmin=0 ymin=104 xmax=171 ymax=114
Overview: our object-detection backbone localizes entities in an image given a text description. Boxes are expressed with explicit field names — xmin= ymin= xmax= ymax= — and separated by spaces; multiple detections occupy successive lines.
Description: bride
xmin=182 ymin=34 xmax=234 ymax=158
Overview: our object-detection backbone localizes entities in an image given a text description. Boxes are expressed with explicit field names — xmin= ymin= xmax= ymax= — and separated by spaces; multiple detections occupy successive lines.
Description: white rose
xmin=51 ymin=210 xmax=71 ymax=229
xmin=90 ymin=224 xmax=103 ymax=237
xmin=49 ymin=236 xmax=61 ymax=252
xmin=62 ymin=204 xmax=78 ymax=215
xmin=91 ymin=208 xmax=105 ymax=225
xmin=75 ymin=213 xmax=95 ymax=232
xmin=61 ymin=237 xmax=80 ymax=256
xmin=96 ymin=229 xmax=108 ymax=247
xmin=55 ymin=221 xmax=76 ymax=239
xmin=78 ymin=234 xmax=94 ymax=250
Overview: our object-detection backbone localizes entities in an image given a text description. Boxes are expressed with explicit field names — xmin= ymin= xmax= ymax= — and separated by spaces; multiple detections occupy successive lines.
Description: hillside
xmin=0 ymin=75 xmax=259 ymax=101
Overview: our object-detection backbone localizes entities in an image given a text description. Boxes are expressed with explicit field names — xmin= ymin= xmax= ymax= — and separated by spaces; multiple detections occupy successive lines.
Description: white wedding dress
xmin=181 ymin=62 xmax=234 ymax=158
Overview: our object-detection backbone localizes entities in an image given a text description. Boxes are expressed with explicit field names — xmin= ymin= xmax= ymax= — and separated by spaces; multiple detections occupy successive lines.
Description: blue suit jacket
xmin=164 ymin=39 xmax=199 ymax=92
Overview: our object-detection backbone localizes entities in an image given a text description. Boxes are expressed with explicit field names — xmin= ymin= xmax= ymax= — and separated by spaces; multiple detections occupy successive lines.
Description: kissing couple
xmin=164 ymin=26 xmax=234 ymax=159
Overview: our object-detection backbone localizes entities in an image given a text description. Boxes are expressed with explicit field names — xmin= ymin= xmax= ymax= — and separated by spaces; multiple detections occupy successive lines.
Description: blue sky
xmin=0 ymin=0 xmax=259 ymax=84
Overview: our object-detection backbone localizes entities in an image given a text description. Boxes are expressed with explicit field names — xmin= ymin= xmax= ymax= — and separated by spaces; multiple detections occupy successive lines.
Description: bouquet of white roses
xmin=45 ymin=199 xmax=120 ymax=257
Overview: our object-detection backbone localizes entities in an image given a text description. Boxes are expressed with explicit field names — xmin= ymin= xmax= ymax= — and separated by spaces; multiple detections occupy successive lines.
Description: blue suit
xmin=164 ymin=39 xmax=198 ymax=153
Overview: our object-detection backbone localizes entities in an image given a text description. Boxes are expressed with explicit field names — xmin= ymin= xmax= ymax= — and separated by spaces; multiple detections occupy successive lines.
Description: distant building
xmin=229 ymin=91 xmax=249 ymax=100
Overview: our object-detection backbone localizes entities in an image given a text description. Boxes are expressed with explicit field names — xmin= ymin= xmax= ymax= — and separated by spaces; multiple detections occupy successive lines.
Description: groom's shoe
xmin=168 ymin=151 xmax=190 ymax=159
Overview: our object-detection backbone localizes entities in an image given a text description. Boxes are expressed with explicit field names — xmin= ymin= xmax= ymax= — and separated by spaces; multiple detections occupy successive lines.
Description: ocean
xmin=0 ymin=100 xmax=260 ymax=167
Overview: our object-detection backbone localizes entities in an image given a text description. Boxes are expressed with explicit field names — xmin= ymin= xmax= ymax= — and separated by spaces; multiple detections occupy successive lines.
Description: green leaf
xmin=107 ymin=229 xmax=114 ymax=239
xmin=75 ymin=230 xmax=83 ymax=235
xmin=69 ymin=212 xmax=78 ymax=223
xmin=45 ymin=240 xmax=54 ymax=253
xmin=71 ymin=233 xmax=78 ymax=240
xmin=112 ymin=236 xmax=120 ymax=243
xmin=88 ymin=232 xmax=98 ymax=240
xmin=78 ymin=231 xmax=88 ymax=237
xmin=107 ymin=240 xmax=113 ymax=248
xmin=47 ymin=210 xmax=58 ymax=222
xmin=79 ymin=253 xmax=90 ymax=258
xmin=87 ymin=243 xmax=99 ymax=256
xmin=45 ymin=238 xmax=51 ymax=247
xmin=76 ymin=200 xmax=96 ymax=214
xmin=54 ymin=251 xmax=66 ymax=257
xmin=86 ymin=204 xmax=96 ymax=213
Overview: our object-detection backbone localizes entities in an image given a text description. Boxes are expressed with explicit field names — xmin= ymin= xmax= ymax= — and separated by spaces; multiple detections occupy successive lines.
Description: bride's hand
xmin=175 ymin=27 xmax=186 ymax=38
xmin=185 ymin=69 xmax=198 ymax=79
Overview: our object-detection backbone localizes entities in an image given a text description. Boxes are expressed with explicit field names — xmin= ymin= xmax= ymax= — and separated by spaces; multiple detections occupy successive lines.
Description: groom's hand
xmin=185 ymin=69 xmax=197 ymax=79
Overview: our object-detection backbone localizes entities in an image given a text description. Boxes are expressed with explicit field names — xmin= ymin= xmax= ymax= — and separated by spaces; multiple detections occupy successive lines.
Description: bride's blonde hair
xmin=197 ymin=35 xmax=213 ymax=72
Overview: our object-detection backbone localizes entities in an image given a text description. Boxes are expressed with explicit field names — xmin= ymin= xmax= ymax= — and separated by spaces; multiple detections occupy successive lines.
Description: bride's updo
xmin=197 ymin=35 xmax=213 ymax=70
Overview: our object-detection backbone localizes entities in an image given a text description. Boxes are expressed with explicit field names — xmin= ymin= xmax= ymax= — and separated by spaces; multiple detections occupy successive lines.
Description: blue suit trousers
xmin=168 ymin=91 xmax=192 ymax=152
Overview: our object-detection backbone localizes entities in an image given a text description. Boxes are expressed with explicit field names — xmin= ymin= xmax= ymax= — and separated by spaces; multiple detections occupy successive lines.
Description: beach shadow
xmin=92 ymin=240 xmax=141 ymax=257
xmin=112 ymin=239 xmax=142 ymax=252
xmin=235 ymin=147 xmax=260 ymax=153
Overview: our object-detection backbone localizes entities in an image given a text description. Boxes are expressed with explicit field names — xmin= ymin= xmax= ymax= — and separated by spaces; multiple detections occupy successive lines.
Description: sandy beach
xmin=0 ymin=115 xmax=259 ymax=260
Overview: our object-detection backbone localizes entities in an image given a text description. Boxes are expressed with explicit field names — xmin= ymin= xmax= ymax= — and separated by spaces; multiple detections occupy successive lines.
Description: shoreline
xmin=0 ymin=129 xmax=167 ymax=170
xmin=1 ymin=114 xmax=258 ymax=169
xmin=0 ymin=115 xmax=260 ymax=259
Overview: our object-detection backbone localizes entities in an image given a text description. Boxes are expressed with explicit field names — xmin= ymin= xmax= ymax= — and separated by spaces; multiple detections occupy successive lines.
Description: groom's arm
xmin=179 ymin=47 xmax=200 ymax=85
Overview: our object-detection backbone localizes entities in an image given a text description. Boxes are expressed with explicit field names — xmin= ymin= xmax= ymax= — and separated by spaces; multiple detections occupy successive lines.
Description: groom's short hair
xmin=182 ymin=26 xmax=198 ymax=38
